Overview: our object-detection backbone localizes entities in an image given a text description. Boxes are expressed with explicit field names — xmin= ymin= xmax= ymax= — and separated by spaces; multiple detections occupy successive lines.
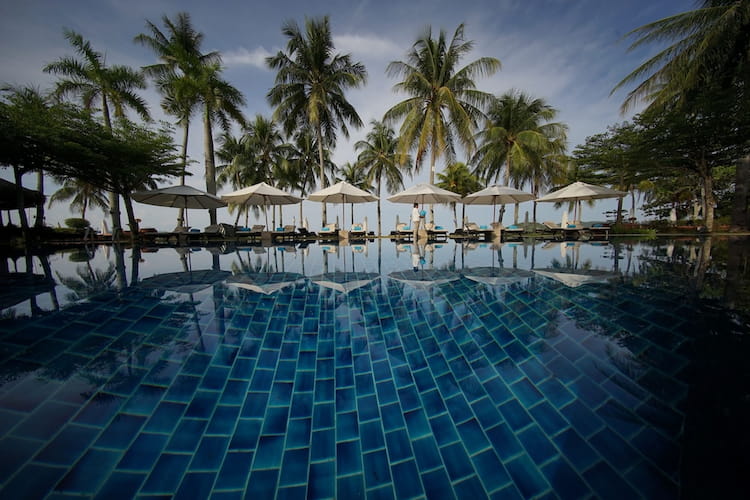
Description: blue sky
xmin=0 ymin=0 xmax=691 ymax=231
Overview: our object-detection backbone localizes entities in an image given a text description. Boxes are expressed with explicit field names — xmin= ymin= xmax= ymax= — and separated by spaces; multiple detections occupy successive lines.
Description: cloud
xmin=222 ymin=46 xmax=274 ymax=69
xmin=333 ymin=34 xmax=402 ymax=61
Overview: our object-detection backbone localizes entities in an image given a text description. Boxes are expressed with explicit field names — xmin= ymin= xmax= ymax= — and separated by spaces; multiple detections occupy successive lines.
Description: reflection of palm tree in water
xmin=56 ymin=263 xmax=117 ymax=302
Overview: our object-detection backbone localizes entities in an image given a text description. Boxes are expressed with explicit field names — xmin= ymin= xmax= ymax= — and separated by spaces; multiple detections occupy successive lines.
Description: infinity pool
xmin=1 ymin=238 xmax=748 ymax=498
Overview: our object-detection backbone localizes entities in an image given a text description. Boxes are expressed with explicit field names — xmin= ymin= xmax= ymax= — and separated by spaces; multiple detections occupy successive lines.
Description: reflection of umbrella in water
xmin=462 ymin=266 xmax=533 ymax=287
xmin=0 ymin=272 xmax=55 ymax=310
xmin=227 ymin=272 xmax=304 ymax=295
xmin=532 ymin=268 xmax=619 ymax=288
xmin=388 ymin=269 xmax=460 ymax=290
xmin=310 ymin=271 xmax=379 ymax=294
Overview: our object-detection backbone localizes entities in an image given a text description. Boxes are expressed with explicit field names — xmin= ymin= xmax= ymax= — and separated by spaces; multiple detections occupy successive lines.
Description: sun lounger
xmin=587 ymin=223 xmax=611 ymax=238
xmin=318 ymin=223 xmax=339 ymax=239
xmin=463 ymin=222 xmax=494 ymax=241
xmin=543 ymin=221 xmax=589 ymax=240
xmin=349 ymin=219 xmax=367 ymax=239
xmin=424 ymin=222 xmax=449 ymax=241
xmin=272 ymin=225 xmax=297 ymax=242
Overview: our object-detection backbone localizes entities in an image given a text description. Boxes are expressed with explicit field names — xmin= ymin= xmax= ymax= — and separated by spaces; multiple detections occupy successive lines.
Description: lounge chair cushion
xmin=352 ymin=225 xmax=362 ymax=231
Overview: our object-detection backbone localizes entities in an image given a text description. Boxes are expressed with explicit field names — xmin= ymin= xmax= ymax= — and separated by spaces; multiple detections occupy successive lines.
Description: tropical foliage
xmin=384 ymin=24 xmax=500 ymax=188
xmin=267 ymin=16 xmax=367 ymax=224
xmin=355 ymin=120 xmax=411 ymax=235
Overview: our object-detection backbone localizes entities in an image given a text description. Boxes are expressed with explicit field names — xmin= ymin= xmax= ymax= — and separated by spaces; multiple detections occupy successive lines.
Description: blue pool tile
xmin=11 ymin=401 xmax=77 ymax=440
xmin=588 ymin=427 xmax=642 ymax=471
xmin=445 ymin=394 xmax=473 ymax=423
xmin=411 ymin=436 xmax=442 ymax=471
xmin=510 ymin=377 xmax=544 ymax=407
xmin=174 ymin=471 xmax=216 ymax=499
xmin=337 ymin=411 xmax=359 ymax=441
xmin=286 ymin=417 xmax=312 ymax=449
xmin=482 ymin=377 xmax=513 ymax=405
xmin=385 ymin=428 xmax=413 ymax=463
xmin=485 ymin=423 xmax=523 ymax=461
xmin=472 ymin=449 xmax=512 ymax=492
xmin=241 ymin=392 xmax=269 ymax=418
xmin=34 ymin=424 xmax=99 ymax=466
xmin=540 ymin=459 xmax=591 ymax=499
xmin=380 ymin=402 xmax=405 ymax=431
xmin=216 ymin=451 xmax=253 ymax=490
xmin=404 ymin=408 xmax=431 ymax=439
xmin=363 ymin=449 xmax=392 ymax=488
xmin=429 ymin=413 xmax=460 ymax=446
xmin=166 ymin=418 xmax=208 ymax=452
xmin=337 ymin=473 xmax=365 ymax=499
xmin=498 ymin=399 xmax=533 ymax=431
xmin=308 ymin=461 xmax=335 ymax=499
xmin=254 ymin=434 xmax=285 ymax=469
xmin=559 ymin=400 xmax=605 ymax=438
xmin=190 ymin=436 xmax=229 ymax=470
xmin=582 ymin=461 xmax=639 ymax=500
xmin=336 ymin=387 xmax=356 ymax=413
xmin=279 ymin=447 xmax=310 ymax=486
xmin=391 ymin=460 xmax=423 ymax=498
xmin=74 ymin=392 xmax=125 ymax=426
xmin=206 ymin=404 xmax=241 ymax=436
xmin=144 ymin=401 xmax=186 ymax=433
xmin=0 ymin=436 xmax=38 ymax=482
xmin=421 ymin=468 xmax=454 ymax=499
xmin=337 ymin=440 xmax=363 ymax=475
xmin=290 ymin=392 xmax=312 ymax=419
xmin=262 ymin=406 xmax=289 ymax=435
xmin=457 ymin=418 xmax=491 ymax=455
xmin=357 ymin=394 xmax=380 ymax=422
xmin=440 ymin=442 xmax=473 ymax=480
xmin=624 ymin=460 xmax=679 ymax=499
xmin=537 ymin=378 xmax=575 ymax=409
xmin=529 ymin=401 xmax=568 ymax=436
xmin=276 ymin=485 xmax=307 ymax=500
xmin=396 ymin=385 xmax=420 ymax=411
xmin=2 ymin=463 xmax=66 ymax=499
xmin=504 ymin=454 xmax=550 ymax=498
xmin=454 ymin=475 xmax=487 ymax=498
xmin=310 ymin=429 xmax=335 ymax=461
xmin=55 ymin=448 xmax=121 ymax=495
xmin=517 ymin=424 xmax=558 ymax=464
xmin=568 ymin=376 xmax=608 ymax=409
xmin=246 ymin=469 xmax=279 ymax=499
xmin=435 ymin=372 xmax=460 ymax=399
xmin=117 ymin=432 xmax=169 ymax=470
xmin=229 ymin=419 xmax=261 ymax=451
xmin=94 ymin=471 xmax=146 ymax=500
xmin=164 ymin=375 xmax=201 ymax=403
xmin=551 ymin=428 xmax=599 ymax=471
xmin=95 ymin=413 xmax=147 ymax=449
xmin=360 ymin=420 xmax=386 ymax=452
xmin=313 ymin=402 xmax=335 ymax=429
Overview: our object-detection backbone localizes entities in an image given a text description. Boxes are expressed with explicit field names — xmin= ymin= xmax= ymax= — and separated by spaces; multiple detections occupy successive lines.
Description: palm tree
xmin=613 ymin=0 xmax=750 ymax=229
xmin=436 ymin=161 xmax=482 ymax=230
xmin=135 ymin=13 xmax=219 ymax=225
xmin=48 ymin=177 xmax=109 ymax=220
xmin=473 ymin=90 xmax=567 ymax=222
xmin=44 ymin=29 xmax=150 ymax=235
xmin=384 ymin=24 xmax=500 ymax=201
xmin=355 ymin=120 xmax=411 ymax=235
xmin=336 ymin=162 xmax=372 ymax=225
xmin=267 ymin=16 xmax=368 ymax=225
xmin=196 ymin=62 xmax=246 ymax=224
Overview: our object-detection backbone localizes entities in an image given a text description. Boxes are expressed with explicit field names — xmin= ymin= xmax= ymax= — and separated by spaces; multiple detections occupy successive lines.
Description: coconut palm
xmin=48 ymin=177 xmax=109 ymax=220
xmin=613 ymin=0 xmax=750 ymax=113
xmin=135 ymin=12 xmax=219 ymax=225
xmin=44 ymin=29 xmax=149 ymax=235
xmin=473 ymin=90 xmax=567 ymax=222
xmin=355 ymin=120 xmax=411 ymax=235
xmin=196 ymin=62 xmax=246 ymax=224
xmin=384 ymin=24 xmax=500 ymax=193
xmin=266 ymin=16 xmax=367 ymax=224
xmin=436 ymin=161 xmax=482 ymax=230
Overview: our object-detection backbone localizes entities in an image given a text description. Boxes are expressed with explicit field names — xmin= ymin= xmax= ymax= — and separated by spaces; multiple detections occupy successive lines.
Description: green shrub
xmin=64 ymin=218 xmax=90 ymax=230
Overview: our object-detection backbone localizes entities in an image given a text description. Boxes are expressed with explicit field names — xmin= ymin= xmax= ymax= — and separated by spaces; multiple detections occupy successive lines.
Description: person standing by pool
xmin=411 ymin=202 xmax=421 ymax=241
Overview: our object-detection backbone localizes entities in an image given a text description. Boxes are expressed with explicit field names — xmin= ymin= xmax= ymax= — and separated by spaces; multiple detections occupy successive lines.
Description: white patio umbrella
xmin=221 ymin=182 xmax=302 ymax=229
xmin=388 ymin=183 xmax=462 ymax=205
xmin=536 ymin=181 xmax=626 ymax=223
xmin=132 ymin=185 xmax=226 ymax=228
xmin=307 ymin=181 xmax=378 ymax=226
xmin=462 ymin=185 xmax=534 ymax=223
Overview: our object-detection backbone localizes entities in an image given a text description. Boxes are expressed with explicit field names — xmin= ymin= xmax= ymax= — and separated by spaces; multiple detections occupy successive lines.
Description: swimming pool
xmin=1 ymin=238 xmax=748 ymax=498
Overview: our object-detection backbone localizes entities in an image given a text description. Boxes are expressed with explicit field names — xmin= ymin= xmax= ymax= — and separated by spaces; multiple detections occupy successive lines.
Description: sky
xmin=0 ymin=0 xmax=692 ymax=232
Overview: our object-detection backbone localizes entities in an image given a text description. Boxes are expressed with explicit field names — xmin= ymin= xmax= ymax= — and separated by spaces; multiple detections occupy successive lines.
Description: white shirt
xmin=411 ymin=207 xmax=420 ymax=223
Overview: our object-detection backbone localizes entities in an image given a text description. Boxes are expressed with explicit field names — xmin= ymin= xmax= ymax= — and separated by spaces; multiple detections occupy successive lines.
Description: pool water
xmin=0 ymin=238 xmax=748 ymax=498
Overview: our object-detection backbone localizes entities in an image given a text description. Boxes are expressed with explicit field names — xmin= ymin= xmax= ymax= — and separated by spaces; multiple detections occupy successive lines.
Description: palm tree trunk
xmin=204 ymin=107 xmax=218 ymax=225
xmin=178 ymin=120 xmax=190 ymax=226
xmin=13 ymin=166 xmax=30 ymax=240
xmin=122 ymin=193 xmax=139 ymax=244
xmin=377 ymin=180 xmax=382 ymax=236
xmin=101 ymin=94 xmax=122 ymax=237
xmin=35 ymin=170 xmax=45 ymax=227
xmin=316 ymin=121 xmax=327 ymax=224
